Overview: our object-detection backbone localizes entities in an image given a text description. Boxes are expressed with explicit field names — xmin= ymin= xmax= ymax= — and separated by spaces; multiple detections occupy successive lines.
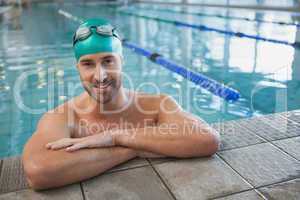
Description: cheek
xmin=110 ymin=71 xmax=122 ymax=82
xmin=79 ymin=69 xmax=93 ymax=82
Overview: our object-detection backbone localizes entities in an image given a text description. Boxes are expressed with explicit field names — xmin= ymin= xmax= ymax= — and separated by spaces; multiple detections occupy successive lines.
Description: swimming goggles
xmin=73 ymin=24 xmax=121 ymax=46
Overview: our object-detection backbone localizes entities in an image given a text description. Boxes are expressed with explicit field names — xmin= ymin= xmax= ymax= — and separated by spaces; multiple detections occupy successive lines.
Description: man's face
xmin=77 ymin=52 xmax=123 ymax=104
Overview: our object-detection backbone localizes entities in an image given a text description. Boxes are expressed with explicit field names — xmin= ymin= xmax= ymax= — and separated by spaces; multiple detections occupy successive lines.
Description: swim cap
xmin=73 ymin=18 xmax=123 ymax=61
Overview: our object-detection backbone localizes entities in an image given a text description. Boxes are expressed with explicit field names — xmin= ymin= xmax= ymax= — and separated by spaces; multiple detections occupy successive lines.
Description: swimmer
xmin=22 ymin=18 xmax=220 ymax=190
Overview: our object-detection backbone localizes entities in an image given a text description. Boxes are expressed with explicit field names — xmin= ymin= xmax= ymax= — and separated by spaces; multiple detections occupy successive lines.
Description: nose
xmin=94 ymin=64 xmax=108 ymax=83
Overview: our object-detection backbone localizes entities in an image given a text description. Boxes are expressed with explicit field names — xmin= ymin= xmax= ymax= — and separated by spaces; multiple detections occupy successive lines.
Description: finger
xmin=51 ymin=142 xmax=73 ymax=150
xmin=46 ymin=142 xmax=60 ymax=149
xmin=45 ymin=143 xmax=52 ymax=149
xmin=66 ymin=142 xmax=88 ymax=152
xmin=48 ymin=139 xmax=78 ymax=150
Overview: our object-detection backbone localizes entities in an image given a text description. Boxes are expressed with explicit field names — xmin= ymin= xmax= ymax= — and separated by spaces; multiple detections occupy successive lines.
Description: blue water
xmin=0 ymin=2 xmax=299 ymax=158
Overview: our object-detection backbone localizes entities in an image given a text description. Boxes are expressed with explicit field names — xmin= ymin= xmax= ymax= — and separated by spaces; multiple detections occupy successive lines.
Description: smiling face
xmin=77 ymin=52 xmax=123 ymax=104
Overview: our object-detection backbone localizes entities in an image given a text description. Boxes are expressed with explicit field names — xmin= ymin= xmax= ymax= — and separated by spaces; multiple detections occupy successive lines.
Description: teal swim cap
xmin=73 ymin=18 xmax=123 ymax=61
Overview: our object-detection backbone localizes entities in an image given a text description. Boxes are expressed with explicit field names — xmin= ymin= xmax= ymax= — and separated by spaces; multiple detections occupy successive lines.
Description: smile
xmin=93 ymin=80 xmax=113 ymax=90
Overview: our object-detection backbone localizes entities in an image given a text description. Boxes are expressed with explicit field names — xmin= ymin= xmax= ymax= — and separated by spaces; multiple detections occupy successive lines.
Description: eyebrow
xmin=101 ymin=55 xmax=115 ymax=60
xmin=80 ymin=59 xmax=94 ymax=63
xmin=79 ymin=55 xmax=115 ymax=63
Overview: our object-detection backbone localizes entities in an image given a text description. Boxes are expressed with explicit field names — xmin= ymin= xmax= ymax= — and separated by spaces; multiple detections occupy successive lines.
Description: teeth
xmin=94 ymin=81 xmax=111 ymax=88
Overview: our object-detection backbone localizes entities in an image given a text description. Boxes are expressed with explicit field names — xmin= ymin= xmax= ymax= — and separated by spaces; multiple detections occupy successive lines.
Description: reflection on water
xmin=0 ymin=2 xmax=300 ymax=158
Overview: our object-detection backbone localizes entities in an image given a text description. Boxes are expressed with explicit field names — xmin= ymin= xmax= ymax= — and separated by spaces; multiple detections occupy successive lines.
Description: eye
xmin=81 ymin=62 xmax=94 ymax=68
xmin=103 ymin=58 xmax=115 ymax=66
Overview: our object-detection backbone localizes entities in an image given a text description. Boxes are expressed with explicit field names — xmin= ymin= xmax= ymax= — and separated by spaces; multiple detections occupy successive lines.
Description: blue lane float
xmin=174 ymin=21 xmax=296 ymax=47
xmin=128 ymin=6 xmax=300 ymax=28
xmin=120 ymin=11 xmax=300 ymax=49
xmin=123 ymin=40 xmax=240 ymax=102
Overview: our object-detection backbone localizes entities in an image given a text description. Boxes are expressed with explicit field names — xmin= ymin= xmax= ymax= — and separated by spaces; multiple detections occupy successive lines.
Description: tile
xmin=279 ymin=110 xmax=300 ymax=124
xmin=212 ymin=121 xmax=266 ymax=151
xmin=236 ymin=116 xmax=299 ymax=141
xmin=0 ymin=184 xmax=82 ymax=200
xmin=259 ymin=114 xmax=300 ymax=140
xmin=273 ymin=137 xmax=300 ymax=160
xmin=154 ymin=156 xmax=252 ymax=200
xmin=214 ymin=190 xmax=264 ymax=200
xmin=106 ymin=158 xmax=149 ymax=173
xmin=218 ymin=143 xmax=300 ymax=187
xmin=258 ymin=178 xmax=300 ymax=200
xmin=0 ymin=156 xmax=29 ymax=194
xmin=82 ymin=166 xmax=174 ymax=200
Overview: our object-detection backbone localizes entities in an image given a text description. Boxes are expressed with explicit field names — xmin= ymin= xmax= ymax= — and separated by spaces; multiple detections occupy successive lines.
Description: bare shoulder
xmin=37 ymin=98 xmax=78 ymax=132
xmin=131 ymin=90 xmax=161 ymax=110
xmin=158 ymin=93 xmax=182 ymax=112
xmin=130 ymin=91 xmax=182 ymax=114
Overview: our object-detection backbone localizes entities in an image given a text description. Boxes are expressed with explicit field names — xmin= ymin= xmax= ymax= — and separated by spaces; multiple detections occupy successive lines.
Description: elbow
xmin=203 ymin=129 xmax=220 ymax=156
xmin=204 ymin=133 xmax=220 ymax=156
xmin=23 ymin=159 xmax=55 ymax=190
xmin=173 ymin=133 xmax=220 ymax=158
xmin=193 ymin=130 xmax=220 ymax=157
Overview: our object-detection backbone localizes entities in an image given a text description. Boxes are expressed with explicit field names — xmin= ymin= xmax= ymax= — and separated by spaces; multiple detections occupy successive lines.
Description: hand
xmin=46 ymin=132 xmax=115 ymax=152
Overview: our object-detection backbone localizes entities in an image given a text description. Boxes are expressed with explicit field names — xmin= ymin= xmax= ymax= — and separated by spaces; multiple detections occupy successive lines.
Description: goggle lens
xmin=73 ymin=25 xmax=120 ymax=46
xmin=96 ymin=25 xmax=114 ymax=36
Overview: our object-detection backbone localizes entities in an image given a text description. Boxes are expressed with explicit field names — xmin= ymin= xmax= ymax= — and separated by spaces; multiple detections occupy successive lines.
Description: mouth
xmin=92 ymin=80 xmax=113 ymax=91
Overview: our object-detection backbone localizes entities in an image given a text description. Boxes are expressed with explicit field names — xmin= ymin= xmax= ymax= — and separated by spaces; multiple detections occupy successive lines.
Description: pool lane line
xmin=57 ymin=9 xmax=240 ymax=102
xmin=119 ymin=10 xmax=300 ymax=49
xmin=58 ymin=9 xmax=83 ymax=23
xmin=122 ymin=40 xmax=240 ymax=102
xmin=127 ymin=6 xmax=300 ymax=28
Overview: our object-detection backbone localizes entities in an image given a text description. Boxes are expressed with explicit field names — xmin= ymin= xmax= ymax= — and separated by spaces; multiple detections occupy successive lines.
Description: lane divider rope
xmin=119 ymin=10 xmax=300 ymax=49
xmin=127 ymin=6 xmax=300 ymax=28
xmin=123 ymin=40 xmax=240 ymax=101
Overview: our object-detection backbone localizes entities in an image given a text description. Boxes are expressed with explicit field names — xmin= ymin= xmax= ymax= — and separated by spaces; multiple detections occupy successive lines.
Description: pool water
xmin=0 ymin=2 xmax=299 ymax=158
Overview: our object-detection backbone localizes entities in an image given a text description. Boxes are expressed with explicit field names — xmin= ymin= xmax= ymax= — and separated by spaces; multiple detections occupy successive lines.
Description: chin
xmin=84 ymin=80 xmax=121 ymax=104
xmin=91 ymin=92 xmax=113 ymax=104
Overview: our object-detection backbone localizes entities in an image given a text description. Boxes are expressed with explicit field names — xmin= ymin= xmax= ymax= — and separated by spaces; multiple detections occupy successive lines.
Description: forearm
xmin=137 ymin=150 xmax=167 ymax=158
xmin=115 ymin=127 xmax=190 ymax=157
xmin=23 ymin=147 xmax=136 ymax=190
xmin=114 ymin=125 xmax=219 ymax=158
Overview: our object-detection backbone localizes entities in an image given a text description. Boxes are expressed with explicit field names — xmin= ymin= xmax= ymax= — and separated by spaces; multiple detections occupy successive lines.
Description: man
xmin=22 ymin=18 xmax=219 ymax=190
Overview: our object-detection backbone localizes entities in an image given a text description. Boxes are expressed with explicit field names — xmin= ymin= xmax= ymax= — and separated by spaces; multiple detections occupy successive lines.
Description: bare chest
xmin=73 ymin=114 xmax=157 ymax=138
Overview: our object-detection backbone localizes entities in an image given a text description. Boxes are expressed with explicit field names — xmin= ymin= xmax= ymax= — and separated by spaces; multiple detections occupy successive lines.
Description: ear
xmin=120 ymin=55 xmax=124 ymax=65
xmin=76 ymin=60 xmax=80 ymax=68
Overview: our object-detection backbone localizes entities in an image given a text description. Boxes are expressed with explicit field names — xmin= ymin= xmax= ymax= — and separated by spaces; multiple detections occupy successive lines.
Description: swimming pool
xmin=0 ymin=2 xmax=299 ymax=158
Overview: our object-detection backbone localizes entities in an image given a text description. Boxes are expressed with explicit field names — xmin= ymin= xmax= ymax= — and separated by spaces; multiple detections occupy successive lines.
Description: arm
xmin=114 ymin=95 xmax=220 ymax=157
xmin=22 ymin=106 xmax=136 ymax=190
xmin=52 ymin=95 xmax=220 ymax=158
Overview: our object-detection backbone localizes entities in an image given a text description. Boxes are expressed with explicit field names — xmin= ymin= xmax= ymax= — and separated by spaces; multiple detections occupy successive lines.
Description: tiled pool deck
xmin=0 ymin=110 xmax=299 ymax=200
